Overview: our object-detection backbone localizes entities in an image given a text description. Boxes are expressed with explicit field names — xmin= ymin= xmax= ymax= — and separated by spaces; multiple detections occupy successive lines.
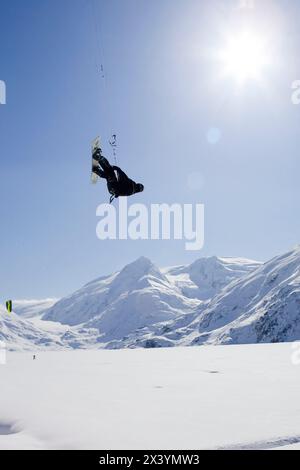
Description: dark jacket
xmin=108 ymin=166 xmax=142 ymax=198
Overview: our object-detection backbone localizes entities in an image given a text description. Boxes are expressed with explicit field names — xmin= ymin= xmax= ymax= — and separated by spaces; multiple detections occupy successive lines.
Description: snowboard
xmin=91 ymin=136 xmax=101 ymax=184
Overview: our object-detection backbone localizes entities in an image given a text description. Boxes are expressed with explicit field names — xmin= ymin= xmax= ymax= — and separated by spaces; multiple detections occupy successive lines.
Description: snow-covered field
xmin=0 ymin=343 xmax=300 ymax=450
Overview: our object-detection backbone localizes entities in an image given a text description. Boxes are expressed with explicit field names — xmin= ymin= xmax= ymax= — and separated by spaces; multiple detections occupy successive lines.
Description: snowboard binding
xmin=92 ymin=147 xmax=102 ymax=163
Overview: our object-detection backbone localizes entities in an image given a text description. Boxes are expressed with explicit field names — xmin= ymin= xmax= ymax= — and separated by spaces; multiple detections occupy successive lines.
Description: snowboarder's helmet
xmin=137 ymin=184 xmax=144 ymax=193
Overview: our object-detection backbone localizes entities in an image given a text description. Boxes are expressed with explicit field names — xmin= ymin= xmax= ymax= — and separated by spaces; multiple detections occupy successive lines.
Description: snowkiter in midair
xmin=92 ymin=149 xmax=144 ymax=203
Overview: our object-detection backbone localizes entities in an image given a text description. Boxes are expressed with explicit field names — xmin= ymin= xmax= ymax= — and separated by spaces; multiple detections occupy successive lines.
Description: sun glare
xmin=220 ymin=32 xmax=269 ymax=83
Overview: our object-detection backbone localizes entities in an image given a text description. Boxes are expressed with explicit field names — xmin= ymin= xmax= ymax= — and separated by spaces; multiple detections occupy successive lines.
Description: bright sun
xmin=220 ymin=32 xmax=269 ymax=83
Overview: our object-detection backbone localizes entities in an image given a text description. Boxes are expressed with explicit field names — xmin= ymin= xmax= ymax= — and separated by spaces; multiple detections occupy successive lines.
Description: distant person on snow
xmin=92 ymin=149 xmax=144 ymax=203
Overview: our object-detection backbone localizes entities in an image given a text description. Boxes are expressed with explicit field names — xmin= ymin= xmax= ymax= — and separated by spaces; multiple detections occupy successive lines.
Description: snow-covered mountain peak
xmin=164 ymin=256 xmax=261 ymax=300
xmin=115 ymin=256 xmax=164 ymax=283
xmin=189 ymin=246 xmax=300 ymax=345
xmin=107 ymin=256 xmax=167 ymax=298
xmin=43 ymin=256 xmax=178 ymax=329
xmin=13 ymin=248 xmax=300 ymax=351
xmin=188 ymin=255 xmax=260 ymax=279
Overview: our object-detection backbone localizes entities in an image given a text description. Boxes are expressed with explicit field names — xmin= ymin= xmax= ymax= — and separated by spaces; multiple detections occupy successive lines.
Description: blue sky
xmin=1 ymin=0 xmax=300 ymax=299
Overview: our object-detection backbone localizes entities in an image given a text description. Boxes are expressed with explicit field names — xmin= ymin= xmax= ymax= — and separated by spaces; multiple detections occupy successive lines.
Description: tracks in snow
xmin=219 ymin=435 xmax=300 ymax=450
